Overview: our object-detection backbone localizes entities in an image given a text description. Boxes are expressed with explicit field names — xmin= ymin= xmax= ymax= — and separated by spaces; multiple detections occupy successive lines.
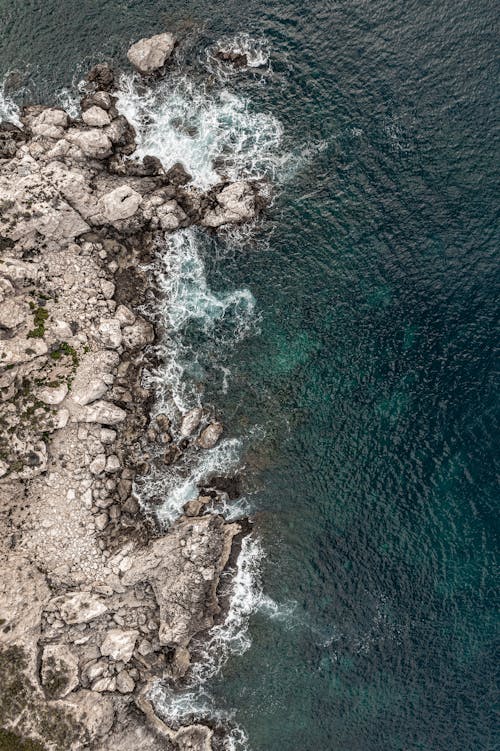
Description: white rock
xmin=114 ymin=304 xmax=136 ymax=326
xmin=91 ymin=676 xmax=116 ymax=693
xmin=100 ymin=280 xmax=115 ymax=300
xmin=80 ymin=400 xmax=127 ymax=425
xmin=127 ymin=32 xmax=176 ymax=74
xmin=180 ymin=407 xmax=203 ymax=437
xmin=38 ymin=382 xmax=68 ymax=405
xmin=98 ymin=319 xmax=122 ymax=349
xmin=156 ymin=199 xmax=187 ymax=230
xmin=55 ymin=591 xmax=108 ymax=624
xmin=66 ymin=128 xmax=113 ymax=159
xmin=121 ymin=317 xmax=154 ymax=349
xmin=52 ymin=319 xmax=74 ymax=339
xmin=72 ymin=377 xmax=108 ymax=406
xmin=197 ymin=421 xmax=223 ymax=449
xmin=0 ymin=337 xmax=48 ymax=366
xmin=82 ymin=106 xmax=111 ymax=128
xmin=90 ymin=454 xmax=106 ymax=475
xmin=100 ymin=628 xmax=139 ymax=663
xmin=105 ymin=454 xmax=121 ymax=473
xmin=36 ymin=108 xmax=68 ymax=128
xmin=202 ymin=181 xmax=256 ymax=228
xmin=100 ymin=428 xmax=117 ymax=443
xmin=94 ymin=513 xmax=109 ymax=531
xmin=53 ymin=408 xmax=70 ymax=429
xmin=101 ymin=184 xmax=142 ymax=222
xmin=116 ymin=669 xmax=135 ymax=694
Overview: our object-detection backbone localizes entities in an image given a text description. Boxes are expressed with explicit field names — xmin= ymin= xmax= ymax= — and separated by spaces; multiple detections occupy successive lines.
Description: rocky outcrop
xmin=0 ymin=33 xmax=256 ymax=751
xmin=127 ymin=32 xmax=177 ymax=75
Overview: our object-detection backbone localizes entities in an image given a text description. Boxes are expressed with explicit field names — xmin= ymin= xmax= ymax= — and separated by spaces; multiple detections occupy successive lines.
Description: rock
xmin=0 ymin=298 xmax=30 ymax=329
xmin=66 ymin=128 xmax=113 ymax=159
xmin=80 ymin=400 xmax=127 ymax=425
xmin=180 ymin=407 xmax=203 ymax=437
xmin=91 ymin=676 xmax=116 ymax=693
xmin=53 ymin=408 xmax=70 ymax=429
xmin=90 ymin=454 xmax=106 ymax=475
xmin=136 ymin=638 xmax=153 ymax=656
xmin=114 ymin=304 xmax=135 ymax=325
xmin=183 ymin=499 xmax=206 ymax=517
xmin=86 ymin=63 xmax=115 ymax=90
xmin=98 ymin=318 xmax=122 ymax=349
xmin=0 ymin=337 xmax=48 ymax=366
xmin=54 ymin=591 xmax=108 ymax=624
xmin=116 ymin=670 xmax=135 ymax=694
xmin=157 ymin=199 xmax=188 ymax=230
xmin=156 ymin=414 xmax=171 ymax=431
xmin=101 ymin=184 xmax=142 ymax=222
xmin=66 ymin=689 xmax=115 ymax=739
xmin=121 ymin=317 xmax=154 ymax=349
xmin=41 ymin=644 xmax=79 ymax=698
xmin=81 ymin=91 xmax=113 ymax=111
xmin=71 ymin=377 xmax=108 ymax=406
xmin=100 ymin=628 xmax=139 ymax=663
xmin=202 ymin=181 xmax=257 ymax=228
xmin=104 ymin=116 xmax=136 ymax=150
xmin=165 ymin=161 xmax=192 ymax=185
xmin=94 ymin=513 xmax=109 ymax=531
xmin=37 ymin=382 xmax=68 ymax=405
xmin=127 ymin=32 xmax=176 ymax=75
xmin=197 ymin=421 xmax=223 ymax=449
xmin=105 ymin=454 xmax=121 ymax=473
xmin=82 ymin=106 xmax=111 ymax=128
xmin=100 ymin=428 xmax=117 ymax=443
xmin=172 ymin=646 xmax=191 ymax=678
xmin=100 ymin=280 xmax=115 ymax=299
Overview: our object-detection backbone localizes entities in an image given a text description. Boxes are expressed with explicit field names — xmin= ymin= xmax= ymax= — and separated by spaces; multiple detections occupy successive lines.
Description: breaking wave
xmin=0 ymin=78 xmax=21 ymax=125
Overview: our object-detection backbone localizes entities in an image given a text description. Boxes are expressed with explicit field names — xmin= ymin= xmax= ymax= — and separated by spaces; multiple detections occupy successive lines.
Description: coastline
xmin=0 ymin=33 xmax=264 ymax=751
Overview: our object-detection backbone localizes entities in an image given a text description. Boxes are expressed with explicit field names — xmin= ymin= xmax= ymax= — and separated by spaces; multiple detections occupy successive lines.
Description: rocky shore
xmin=0 ymin=33 xmax=263 ymax=751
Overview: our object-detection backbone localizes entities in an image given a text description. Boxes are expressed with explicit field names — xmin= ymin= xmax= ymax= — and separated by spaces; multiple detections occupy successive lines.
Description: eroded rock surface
xmin=0 ymin=33 xmax=255 ymax=751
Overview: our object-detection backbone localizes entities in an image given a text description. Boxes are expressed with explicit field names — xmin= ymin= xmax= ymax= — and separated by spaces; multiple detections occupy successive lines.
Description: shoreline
xmin=0 ymin=32 xmax=264 ymax=751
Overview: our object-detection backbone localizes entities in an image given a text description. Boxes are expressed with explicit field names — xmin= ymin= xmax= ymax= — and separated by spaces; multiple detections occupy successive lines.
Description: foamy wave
xmin=115 ymin=71 xmax=285 ymax=189
xmin=206 ymin=33 xmax=271 ymax=73
xmin=0 ymin=80 xmax=21 ymax=126
xmin=143 ymin=228 xmax=256 ymax=415
xmin=136 ymin=437 xmax=243 ymax=525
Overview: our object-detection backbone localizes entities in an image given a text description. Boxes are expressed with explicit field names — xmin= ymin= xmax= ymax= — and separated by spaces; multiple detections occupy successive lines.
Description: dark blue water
xmin=1 ymin=2 xmax=498 ymax=749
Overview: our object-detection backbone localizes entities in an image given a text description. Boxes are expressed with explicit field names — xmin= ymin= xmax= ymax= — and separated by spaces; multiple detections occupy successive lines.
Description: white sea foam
xmin=0 ymin=80 xmax=21 ymax=126
xmin=144 ymin=227 xmax=256 ymax=416
xmin=116 ymin=71 xmax=285 ymax=189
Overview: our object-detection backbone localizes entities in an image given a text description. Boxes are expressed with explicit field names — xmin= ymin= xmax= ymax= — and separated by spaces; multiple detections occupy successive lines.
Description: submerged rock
xmin=127 ymin=32 xmax=176 ymax=75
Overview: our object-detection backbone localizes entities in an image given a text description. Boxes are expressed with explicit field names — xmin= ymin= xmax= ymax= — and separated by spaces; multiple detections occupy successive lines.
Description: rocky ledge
xmin=0 ymin=32 xmax=261 ymax=751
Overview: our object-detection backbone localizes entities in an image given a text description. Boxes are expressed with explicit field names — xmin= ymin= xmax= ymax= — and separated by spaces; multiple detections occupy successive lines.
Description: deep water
xmin=1 ymin=1 xmax=498 ymax=750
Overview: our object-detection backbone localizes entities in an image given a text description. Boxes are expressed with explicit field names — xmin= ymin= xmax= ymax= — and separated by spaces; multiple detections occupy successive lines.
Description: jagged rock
xmin=104 ymin=116 xmax=136 ymax=151
xmin=82 ymin=105 xmax=111 ymax=128
xmin=202 ymin=181 xmax=257 ymax=228
xmin=101 ymin=184 xmax=142 ymax=222
xmin=66 ymin=127 xmax=113 ymax=159
xmin=115 ymin=304 xmax=136 ymax=325
xmin=180 ymin=407 xmax=203 ymax=437
xmin=99 ymin=318 xmax=122 ymax=349
xmin=86 ymin=62 xmax=115 ymax=90
xmin=100 ymin=628 xmax=139 ymax=663
xmin=157 ymin=199 xmax=188 ymax=230
xmin=91 ymin=676 xmax=116 ymax=692
xmin=0 ymin=337 xmax=48 ymax=365
xmin=94 ymin=513 xmax=109 ymax=531
xmin=71 ymin=377 xmax=108 ymax=406
xmin=90 ymin=454 xmax=106 ymax=475
xmin=53 ymin=591 xmax=108 ymax=624
xmin=80 ymin=400 xmax=127 ymax=425
xmin=183 ymin=499 xmax=206 ymax=517
xmin=0 ymin=298 xmax=30 ymax=329
xmin=38 ymin=382 xmax=68 ymax=405
xmin=165 ymin=161 xmax=192 ymax=185
xmin=116 ymin=669 xmax=135 ymax=693
xmin=41 ymin=644 xmax=79 ymax=698
xmin=127 ymin=32 xmax=176 ymax=75
xmin=197 ymin=422 xmax=223 ymax=449
xmin=121 ymin=317 xmax=154 ymax=350
xmin=66 ymin=689 xmax=115 ymax=740
xmin=105 ymin=454 xmax=121 ymax=472
xmin=81 ymin=91 xmax=113 ymax=111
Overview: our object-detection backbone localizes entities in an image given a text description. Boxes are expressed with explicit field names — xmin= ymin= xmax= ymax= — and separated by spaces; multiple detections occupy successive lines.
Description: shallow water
xmin=1 ymin=1 xmax=498 ymax=749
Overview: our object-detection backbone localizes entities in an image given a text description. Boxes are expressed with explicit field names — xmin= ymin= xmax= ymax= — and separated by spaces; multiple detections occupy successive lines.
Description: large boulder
xmin=127 ymin=32 xmax=176 ymax=75
xmin=101 ymin=184 xmax=142 ymax=222
xmin=197 ymin=422 xmax=223 ymax=449
xmin=66 ymin=128 xmax=113 ymax=159
xmin=82 ymin=105 xmax=111 ymax=128
xmin=201 ymin=181 xmax=257 ymax=228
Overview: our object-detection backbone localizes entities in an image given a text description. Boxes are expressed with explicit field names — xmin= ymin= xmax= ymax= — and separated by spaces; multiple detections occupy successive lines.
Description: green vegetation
xmin=27 ymin=308 xmax=49 ymax=339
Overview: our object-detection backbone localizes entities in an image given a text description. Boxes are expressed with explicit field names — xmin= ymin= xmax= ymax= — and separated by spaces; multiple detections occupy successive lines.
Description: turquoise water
xmin=1 ymin=1 xmax=498 ymax=749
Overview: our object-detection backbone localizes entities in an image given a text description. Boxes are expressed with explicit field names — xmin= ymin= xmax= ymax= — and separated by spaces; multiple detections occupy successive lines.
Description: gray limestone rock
xmin=127 ymin=32 xmax=176 ymax=75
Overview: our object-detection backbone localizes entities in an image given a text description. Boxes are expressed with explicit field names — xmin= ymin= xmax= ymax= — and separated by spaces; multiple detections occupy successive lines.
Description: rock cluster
xmin=0 ymin=32 xmax=256 ymax=751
